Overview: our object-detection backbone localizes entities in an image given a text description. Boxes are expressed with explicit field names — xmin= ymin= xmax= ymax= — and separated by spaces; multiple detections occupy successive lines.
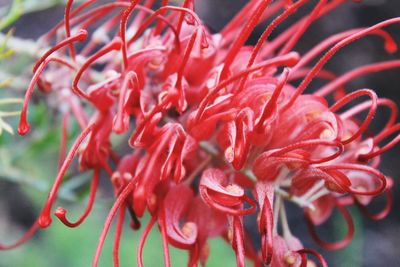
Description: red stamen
xmin=132 ymin=0 xmax=155 ymax=28
xmin=72 ymin=37 xmax=122 ymax=100
xmin=19 ymin=57 xmax=76 ymax=135
xmin=128 ymin=5 xmax=182 ymax=50
xmin=54 ymin=168 xmax=100 ymax=227
xmin=137 ymin=216 xmax=157 ymax=267
xmin=259 ymin=199 xmax=274 ymax=264
xmin=220 ymin=0 xmax=271 ymax=80
xmin=158 ymin=209 xmax=171 ymax=267
xmin=286 ymin=17 xmax=400 ymax=109
xmin=0 ymin=221 xmax=39 ymax=250
xmin=176 ymin=29 xmax=199 ymax=87
xmin=171 ymin=30 xmax=199 ymax=113
xmin=320 ymin=164 xmax=387 ymax=196
xmin=127 ymin=6 xmax=206 ymax=48
xmin=361 ymin=123 xmax=400 ymax=159
xmin=305 ymin=204 xmax=354 ymax=250
xmin=337 ymin=98 xmax=397 ymax=142
xmin=298 ymin=248 xmax=328 ymax=267
xmin=289 ymin=68 xmax=337 ymax=81
xmin=65 ymin=0 xmax=77 ymax=60
xmin=113 ymin=204 xmax=126 ymax=267
xmin=355 ymin=187 xmax=392 ymax=220
xmin=113 ymin=71 xmax=139 ymax=134
xmin=58 ymin=112 xmax=70 ymax=170
xmin=232 ymin=216 xmax=245 ymax=267
xmin=374 ymin=99 xmax=398 ymax=138
xmin=220 ymin=0 xmax=259 ymax=39
xmin=73 ymin=3 xmax=181 ymax=56
xmin=119 ymin=0 xmax=140 ymax=69
xmin=79 ymin=10 xmax=120 ymax=39
xmin=67 ymin=3 xmax=128 ymax=31
xmin=195 ymin=52 xmax=300 ymax=122
xmin=67 ymin=94 xmax=88 ymax=129
xmin=188 ymin=243 xmax=200 ymax=267
xmin=316 ymin=60 xmax=400 ymax=97
xmin=256 ymin=68 xmax=290 ymax=131
xmin=128 ymin=94 xmax=174 ymax=147
xmin=264 ymin=0 xmax=349 ymax=57
xmin=278 ymin=0 xmax=327 ymax=56
xmin=69 ymin=3 xmax=178 ymax=37
xmin=38 ymin=124 xmax=95 ymax=228
xmin=41 ymin=0 xmax=97 ymax=41
xmin=270 ymin=139 xmax=344 ymax=164
xmin=92 ymin=175 xmax=138 ymax=267
xmin=153 ymin=0 xmax=169 ymax=36
xmin=294 ymin=28 xmax=397 ymax=73
xmin=330 ymin=89 xmax=377 ymax=145
xmin=200 ymin=187 xmax=257 ymax=216
xmin=221 ymin=0 xmax=286 ymax=47
xmin=237 ymin=0 xmax=308 ymax=93
xmin=33 ymin=29 xmax=87 ymax=73
xmin=176 ymin=0 xmax=194 ymax=34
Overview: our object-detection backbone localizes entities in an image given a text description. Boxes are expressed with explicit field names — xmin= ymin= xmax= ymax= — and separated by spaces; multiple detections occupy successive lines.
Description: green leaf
xmin=0 ymin=29 xmax=16 ymax=61
xmin=0 ymin=0 xmax=23 ymax=31
xmin=0 ymin=116 xmax=14 ymax=135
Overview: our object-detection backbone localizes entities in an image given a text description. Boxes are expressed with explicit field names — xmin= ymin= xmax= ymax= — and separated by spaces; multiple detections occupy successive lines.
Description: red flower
xmin=3 ymin=0 xmax=400 ymax=266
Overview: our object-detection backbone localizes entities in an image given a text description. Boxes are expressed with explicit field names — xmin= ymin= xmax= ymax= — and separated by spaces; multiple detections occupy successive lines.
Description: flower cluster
xmin=2 ymin=0 xmax=400 ymax=266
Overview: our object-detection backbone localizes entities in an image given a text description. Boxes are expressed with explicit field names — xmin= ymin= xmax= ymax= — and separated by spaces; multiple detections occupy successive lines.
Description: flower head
xmin=3 ymin=0 xmax=400 ymax=266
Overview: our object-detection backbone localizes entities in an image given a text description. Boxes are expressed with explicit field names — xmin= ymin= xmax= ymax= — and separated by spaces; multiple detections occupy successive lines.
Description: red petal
xmin=163 ymin=185 xmax=197 ymax=248
xmin=320 ymin=163 xmax=387 ymax=196
xmin=200 ymin=169 xmax=256 ymax=216
xmin=255 ymin=181 xmax=274 ymax=264
xmin=271 ymin=235 xmax=302 ymax=267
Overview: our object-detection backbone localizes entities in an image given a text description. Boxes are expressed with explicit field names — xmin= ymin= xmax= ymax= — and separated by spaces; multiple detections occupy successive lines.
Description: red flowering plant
xmin=2 ymin=0 xmax=400 ymax=266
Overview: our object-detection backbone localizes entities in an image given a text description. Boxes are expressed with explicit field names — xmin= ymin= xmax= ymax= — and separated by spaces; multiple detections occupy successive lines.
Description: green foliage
xmin=0 ymin=0 xmax=67 ymax=31
xmin=0 ymin=97 xmax=22 ymax=136
xmin=333 ymin=207 xmax=363 ymax=267
xmin=0 ymin=29 xmax=15 ymax=61
xmin=0 ymin=0 xmax=23 ymax=31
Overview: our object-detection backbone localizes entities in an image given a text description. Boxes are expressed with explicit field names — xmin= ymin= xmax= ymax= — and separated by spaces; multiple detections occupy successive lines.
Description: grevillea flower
xmin=3 ymin=0 xmax=400 ymax=266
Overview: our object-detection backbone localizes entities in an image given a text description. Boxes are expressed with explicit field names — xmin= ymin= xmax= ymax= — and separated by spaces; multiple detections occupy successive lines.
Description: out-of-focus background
xmin=1 ymin=0 xmax=400 ymax=266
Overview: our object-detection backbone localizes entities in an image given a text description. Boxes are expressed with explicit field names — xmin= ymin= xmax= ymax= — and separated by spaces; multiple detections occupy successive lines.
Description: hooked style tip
xmin=38 ymin=214 xmax=52 ymax=228
xmin=76 ymin=29 xmax=89 ymax=41
xmin=17 ymin=120 xmax=30 ymax=136
xmin=286 ymin=52 xmax=301 ymax=66
xmin=111 ymin=37 xmax=123 ymax=51
xmin=112 ymin=115 xmax=129 ymax=135
xmin=385 ymin=42 xmax=398 ymax=54
xmin=54 ymin=207 xmax=66 ymax=218
xmin=54 ymin=207 xmax=73 ymax=227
